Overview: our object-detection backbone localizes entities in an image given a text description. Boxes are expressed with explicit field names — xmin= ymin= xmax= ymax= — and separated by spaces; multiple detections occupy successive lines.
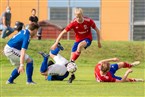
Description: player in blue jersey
xmin=3 ymin=22 xmax=39 ymax=84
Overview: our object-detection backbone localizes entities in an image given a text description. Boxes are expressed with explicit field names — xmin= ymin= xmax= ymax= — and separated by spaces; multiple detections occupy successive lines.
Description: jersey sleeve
xmin=65 ymin=22 xmax=74 ymax=32
xmin=90 ymin=19 xmax=96 ymax=29
xmin=29 ymin=16 xmax=33 ymax=21
xmin=22 ymin=32 xmax=30 ymax=50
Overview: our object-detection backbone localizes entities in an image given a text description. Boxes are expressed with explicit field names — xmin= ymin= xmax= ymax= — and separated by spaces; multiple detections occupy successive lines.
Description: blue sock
xmin=40 ymin=57 xmax=48 ymax=72
xmin=26 ymin=61 xmax=34 ymax=82
xmin=50 ymin=47 xmax=60 ymax=55
xmin=8 ymin=68 xmax=20 ymax=83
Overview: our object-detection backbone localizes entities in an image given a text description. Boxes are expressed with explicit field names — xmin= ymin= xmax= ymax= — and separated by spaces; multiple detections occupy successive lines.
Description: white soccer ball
xmin=67 ymin=62 xmax=77 ymax=73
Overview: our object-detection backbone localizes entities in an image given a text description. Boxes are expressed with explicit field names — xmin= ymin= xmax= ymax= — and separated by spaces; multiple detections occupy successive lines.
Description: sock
xmin=8 ymin=68 xmax=20 ymax=83
xmin=40 ymin=57 xmax=48 ymax=72
xmin=26 ymin=61 xmax=34 ymax=82
xmin=50 ymin=47 xmax=60 ymax=55
xmin=123 ymin=62 xmax=132 ymax=68
xmin=71 ymin=51 xmax=81 ymax=61
xmin=128 ymin=78 xmax=136 ymax=82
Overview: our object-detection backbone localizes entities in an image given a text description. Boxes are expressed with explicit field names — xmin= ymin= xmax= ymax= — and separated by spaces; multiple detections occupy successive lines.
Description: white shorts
xmin=4 ymin=44 xmax=29 ymax=66
xmin=53 ymin=54 xmax=68 ymax=66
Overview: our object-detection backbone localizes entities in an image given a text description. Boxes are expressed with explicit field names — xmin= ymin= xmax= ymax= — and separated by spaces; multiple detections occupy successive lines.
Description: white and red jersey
xmin=65 ymin=17 xmax=96 ymax=42
xmin=94 ymin=64 xmax=116 ymax=82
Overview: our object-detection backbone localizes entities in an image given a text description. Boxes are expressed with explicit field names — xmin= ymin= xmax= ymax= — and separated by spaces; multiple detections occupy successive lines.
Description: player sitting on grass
xmin=39 ymin=43 xmax=77 ymax=83
xmin=94 ymin=58 xmax=144 ymax=82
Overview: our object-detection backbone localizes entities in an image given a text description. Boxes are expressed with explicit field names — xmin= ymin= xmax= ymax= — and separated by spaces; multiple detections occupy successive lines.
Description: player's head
xmin=6 ymin=6 xmax=11 ymax=13
xmin=74 ymin=8 xmax=83 ymax=22
xmin=14 ymin=21 xmax=24 ymax=32
xmin=101 ymin=62 xmax=110 ymax=73
xmin=28 ymin=22 xmax=39 ymax=37
xmin=31 ymin=8 xmax=36 ymax=16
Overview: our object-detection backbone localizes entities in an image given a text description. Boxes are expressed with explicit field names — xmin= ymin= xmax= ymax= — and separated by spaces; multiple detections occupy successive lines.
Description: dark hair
xmin=28 ymin=22 xmax=39 ymax=31
xmin=31 ymin=9 xmax=36 ymax=12
xmin=14 ymin=21 xmax=24 ymax=32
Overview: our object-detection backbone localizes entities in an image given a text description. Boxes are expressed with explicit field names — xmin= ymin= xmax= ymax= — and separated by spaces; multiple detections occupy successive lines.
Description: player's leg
xmin=5 ymin=26 xmax=14 ymax=37
xmin=6 ymin=67 xmax=20 ymax=84
xmin=71 ymin=39 xmax=91 ymax=62
xmin=117 ymin=61 xmax=140 ymax=69
xmin=68 ymin=73 xmax=75 ymax=83
xmin=50 ymin=42 xmax=64 ymax=59
xmin=26 ymin=58 xmax=35 ymax=84
xmin=4 ymin=46 xmax=21 ymax=84
xmin=1 ymin=26 xmax=8 ymax=38
xmin=38 ymin=52 xmax=50 ymax=73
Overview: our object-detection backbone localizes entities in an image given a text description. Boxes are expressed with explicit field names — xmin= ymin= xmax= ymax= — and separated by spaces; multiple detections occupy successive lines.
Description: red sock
xmin=123 ymin=62 xmax=132 ymax=68
xmin=71 ymin=51 xmax=81 ymax=61
xmin=128 ymin=78 xmax=136 ymax=82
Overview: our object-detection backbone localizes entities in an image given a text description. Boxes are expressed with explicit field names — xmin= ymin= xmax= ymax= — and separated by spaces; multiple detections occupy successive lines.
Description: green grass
xmin=0 ymin=39 xmax=145 ymax=97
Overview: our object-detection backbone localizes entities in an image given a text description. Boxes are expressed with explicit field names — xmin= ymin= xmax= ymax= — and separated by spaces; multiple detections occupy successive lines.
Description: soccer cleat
xmin=38 ymin=51 xmax=49 ymax=58
xmin=26 ymin=81 xmax=36 ymax=85
xmin=6 ymin=81 xmax=15 ymax=84
xmin=58 ymin=42 xmax=64 ymax=51
xmin=131 ymin=61 xmax=140 ymax=67
xmin=68 ymin=74 xmax=75 ymax=83
xmin=135 ymin=79 xmax=144 ymax=82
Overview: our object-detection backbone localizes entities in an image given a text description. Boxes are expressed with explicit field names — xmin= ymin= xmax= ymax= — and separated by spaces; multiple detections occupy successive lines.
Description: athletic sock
xmin=71 ymin=51 xmax=81 ymax=61
xmin=8 ymin=68 xmax=20 ymax=83
xmin=123 ymin=62 xmax=132 ymax=68
xmin=40 ymin=57 xmax=48 ymax=72
xmin=26 ymin=61 xmax=34 ymax=82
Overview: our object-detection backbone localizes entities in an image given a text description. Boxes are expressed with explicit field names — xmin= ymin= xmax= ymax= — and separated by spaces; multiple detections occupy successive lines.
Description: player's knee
xmin=26 ymin=58 xmax=33 ymax=63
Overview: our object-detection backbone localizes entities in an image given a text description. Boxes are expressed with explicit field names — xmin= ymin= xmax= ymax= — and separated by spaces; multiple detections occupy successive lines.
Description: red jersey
xmin=94 ymin=64 xmax=116 ymax=82
xmin=65 ymin=17 xmax=96 ymax=42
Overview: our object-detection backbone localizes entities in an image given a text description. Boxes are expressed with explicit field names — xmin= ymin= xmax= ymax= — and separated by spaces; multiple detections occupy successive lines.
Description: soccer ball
xmin=67 ymin=62 xmax=77 ymax=73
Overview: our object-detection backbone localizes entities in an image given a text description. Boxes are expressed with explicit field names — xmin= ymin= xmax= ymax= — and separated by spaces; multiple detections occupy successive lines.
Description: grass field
xmin=0 ymin=39 xmax=145 ymax=97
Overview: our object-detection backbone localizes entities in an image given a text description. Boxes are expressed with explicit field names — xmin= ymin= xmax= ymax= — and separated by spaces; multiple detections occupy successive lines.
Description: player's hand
xmin=98 ymin=41 xmax=101 ymax=48
xmin=51 ymin=42 xmax=58 ymax=50
xmin=18 ymin=66 xmax=25 ymax=73
xmin=126 ymin=69 xmax=133 ymax=74
xmin=112 ymin=58 xmax=120 ymax=62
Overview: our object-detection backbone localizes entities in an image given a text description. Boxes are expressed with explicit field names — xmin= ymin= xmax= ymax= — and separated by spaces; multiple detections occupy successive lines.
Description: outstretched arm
xmin=51 ymin=29 xmax=67 ymax=50
xmin=99 ymin=58 xmax=120 ymax=64
xmin=116 ymin=69 xmax=133 ymax=82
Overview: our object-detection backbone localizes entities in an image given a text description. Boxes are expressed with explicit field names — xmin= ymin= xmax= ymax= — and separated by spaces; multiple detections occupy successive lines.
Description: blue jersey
xmin=7 ymin=29 xmax=30 ymax=50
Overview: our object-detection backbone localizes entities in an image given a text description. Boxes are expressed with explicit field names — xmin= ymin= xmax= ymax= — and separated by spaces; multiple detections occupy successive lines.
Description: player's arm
xmin=116 ymin=69 xmax=133 ymax=82
xmin=2 ymin=16 xmax=6 ymax=27
xmin=18 ymin=48 xmax=26 ymax=73
xmin=99 ymin=58 xmax=120 ymax=64
xmin=51 ymin=29 xmax=67 ymax=50
xmin=94 ymin=27 xmax=101 ymax=48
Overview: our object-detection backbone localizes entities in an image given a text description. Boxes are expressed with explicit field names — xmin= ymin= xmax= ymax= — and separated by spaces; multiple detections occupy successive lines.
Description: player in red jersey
xmin=94 ymin=58 xmax=144 ymax=82
xmin=51 ymin=8 xmax=101 ymax=62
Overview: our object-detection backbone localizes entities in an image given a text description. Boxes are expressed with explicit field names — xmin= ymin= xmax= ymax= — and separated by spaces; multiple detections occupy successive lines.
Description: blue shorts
xmin=72 ymin=38 xmax=92 ymax=52
xmin=109 ymin=64 xmax=122 ymax=80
